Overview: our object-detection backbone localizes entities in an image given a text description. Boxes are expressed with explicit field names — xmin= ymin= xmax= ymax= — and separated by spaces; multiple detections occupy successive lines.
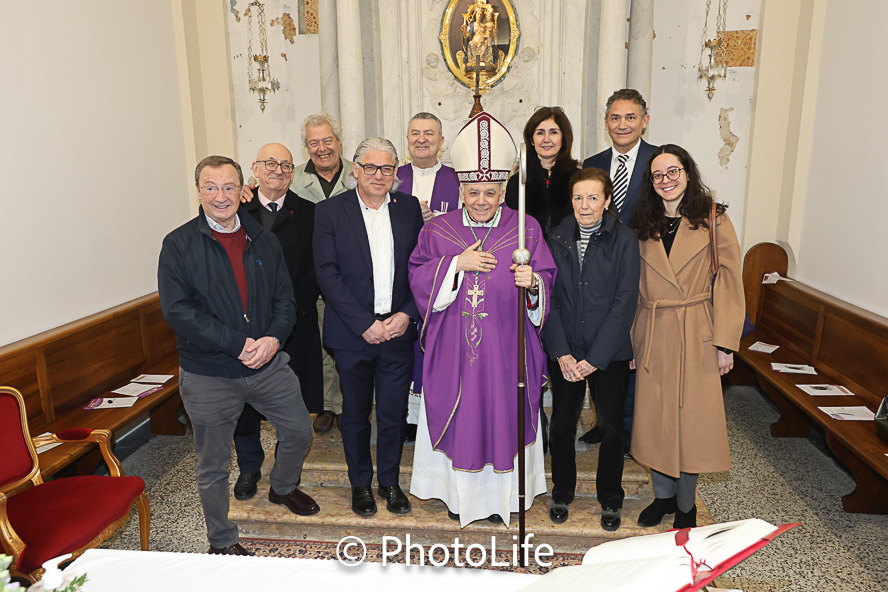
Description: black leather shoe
xmin=233 ymin=471 xmax=261 ymax=501
xmin=549 ymin=503 xmax=569 ymax=524
xmin=377 ymin=484 xmax=411 ymax=514
xmin=637 ymin=496 xmax=677 ymax=527
xmin=403 ymin=424 xmax=417 ymax=443
xmin=623 ymin=430 xmax=633 ymax=458
xmin=673 ymin=505 xmax=697 ymax=529
xmin=447 ymin=510 xmax=460 ymax=522
xmin=487 ymin=514 xmax=503 ymax=524
xmin=352 ymin=486 xmax=377 ymax=517
xmin=268 ymin=487 xmax=320 ymax=516
xmin=579 ymin=425 xmax=602 ymax=444
xmin=600 ymin=506 xmax=622 ymax=532
xmin=207 ymin=543 xmax=253 ymax=556
xmin=313 ymin=410 xmax=336 ymax=434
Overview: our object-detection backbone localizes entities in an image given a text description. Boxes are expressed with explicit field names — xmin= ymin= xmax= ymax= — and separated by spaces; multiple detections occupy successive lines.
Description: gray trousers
xmin=179 ymin=353 xmax=312 ymax=548
xmin=651 ymin=469 xmax=699 ymax=512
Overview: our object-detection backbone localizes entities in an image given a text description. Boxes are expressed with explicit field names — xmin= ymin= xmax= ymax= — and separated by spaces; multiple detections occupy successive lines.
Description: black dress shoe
xmin=600 ymin=506 xmax=622 ymax=532
xmin=268 ymin=487 xmax=320 ymax=516
xmin=313 ymin=410 xmax=336 ymax=434
xmin=579 ymin=425 xmax=602 ymax=444
xmin=403 ymin=424 xmax=417 ymax=443
xmin=378 ymin=484 xmax=411 ymax=514
xmin=637 ymin=496 xmax=676 ymax=527
xmin=487 ymin=514 xmax=503 ymax=524
xmin=352 ymin=486 xmax=377 ymax=517
xmin=233 ymin=471 xmax=261 ymax=501
xmin=207 ymin=543 xmax=253 ymax=556
xmin=673 ymin=505 xmax=697 ymax=529
xmin=623 ymin=430 xmax=633 ymax=458
xmin=549 ymin=503 xmax=569 ymax=524
xmin=447 ymin=510 xmax=460 ymax=522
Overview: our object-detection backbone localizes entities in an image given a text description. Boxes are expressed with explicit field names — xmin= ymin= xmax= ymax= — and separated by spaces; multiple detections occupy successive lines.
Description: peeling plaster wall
xmin=0 ymin=2 xmax=191 ymax=346
xmin=649 ymin=1 xmax=760 ymax=239
xmin=228 ymin=0 xmax=323 ymax=167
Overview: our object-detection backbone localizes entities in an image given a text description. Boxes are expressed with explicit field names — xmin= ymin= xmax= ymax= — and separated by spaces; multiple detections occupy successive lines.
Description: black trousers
xmin=333 ymin=336 xmax=414 ymax=488
xmin=549 ymin=359 xmax=630 ymax=508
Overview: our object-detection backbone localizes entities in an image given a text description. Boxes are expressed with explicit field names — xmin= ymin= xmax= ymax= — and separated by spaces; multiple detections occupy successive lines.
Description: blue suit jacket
xmin=313 ymin=189 xmax=423 ymax=351
xmin=583 ymin=139 xmax=657 ymax=226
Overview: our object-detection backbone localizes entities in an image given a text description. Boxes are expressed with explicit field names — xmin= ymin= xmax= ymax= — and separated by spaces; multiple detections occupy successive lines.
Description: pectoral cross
xmin=467 ymin=283 xmax=484 ymax=309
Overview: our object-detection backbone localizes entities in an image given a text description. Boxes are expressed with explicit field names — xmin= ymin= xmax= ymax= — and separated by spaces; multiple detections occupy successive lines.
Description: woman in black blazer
xmin=544 ymin=167 xmax=640 ymax=530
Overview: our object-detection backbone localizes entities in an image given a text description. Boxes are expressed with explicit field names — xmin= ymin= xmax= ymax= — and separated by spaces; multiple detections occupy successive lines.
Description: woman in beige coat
xmin=629 ymin=144 xmax=745 ymax=529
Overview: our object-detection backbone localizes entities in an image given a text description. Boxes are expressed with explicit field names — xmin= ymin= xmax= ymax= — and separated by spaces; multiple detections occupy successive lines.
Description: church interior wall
xmin=0 ymin=2 xmax=194 ymax=347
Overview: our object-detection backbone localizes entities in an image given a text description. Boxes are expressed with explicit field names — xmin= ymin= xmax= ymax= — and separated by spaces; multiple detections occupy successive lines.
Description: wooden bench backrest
xmin=0 ymin=294 xmax=176 ymax=432
xmin=745 ymin=244 xmax=888 ymax=409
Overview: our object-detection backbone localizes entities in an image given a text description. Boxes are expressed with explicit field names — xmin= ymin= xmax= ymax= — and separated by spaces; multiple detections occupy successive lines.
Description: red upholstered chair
xmin=0 ymin=386 xmax=150 ymax=584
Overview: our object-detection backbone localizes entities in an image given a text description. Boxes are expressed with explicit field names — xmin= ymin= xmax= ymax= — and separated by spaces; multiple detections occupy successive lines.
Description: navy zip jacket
xmin=158 ymin=207 xmax=297 ymax=378
xmin=544 ymin=211 xmax=640 ymax=370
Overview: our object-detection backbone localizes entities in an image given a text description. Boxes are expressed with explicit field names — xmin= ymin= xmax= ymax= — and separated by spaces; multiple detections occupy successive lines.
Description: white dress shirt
xmin=411 ymin=161 xmax=441 ymax=206
xmin=357 ymin=191 xmax=395 ymax=315
xmin=609 ymin=138 xmax=643 ymax=182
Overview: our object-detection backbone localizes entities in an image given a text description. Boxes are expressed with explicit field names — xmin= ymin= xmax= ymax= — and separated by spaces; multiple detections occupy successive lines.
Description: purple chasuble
xmin=408 ymin=206 xmax=557 ymax=472
xmin=397 ymin=164 xmax=461 ymax=214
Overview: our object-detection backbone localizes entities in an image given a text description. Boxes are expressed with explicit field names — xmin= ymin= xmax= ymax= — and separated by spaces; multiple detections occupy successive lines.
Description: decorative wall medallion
xmin=439 ymin=0 xmax=520 ymax=92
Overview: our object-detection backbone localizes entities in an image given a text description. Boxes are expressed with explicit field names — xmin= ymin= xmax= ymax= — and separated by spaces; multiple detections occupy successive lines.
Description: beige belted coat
xmin=630 ymin=212 xmax=745 ymax=478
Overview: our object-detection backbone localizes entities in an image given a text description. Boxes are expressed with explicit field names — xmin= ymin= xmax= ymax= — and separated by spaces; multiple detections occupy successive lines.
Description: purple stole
xmin=408 ymin=207 xmax=557 ymax=471
xmin=397 ymin=164 xmax=461 ymax=215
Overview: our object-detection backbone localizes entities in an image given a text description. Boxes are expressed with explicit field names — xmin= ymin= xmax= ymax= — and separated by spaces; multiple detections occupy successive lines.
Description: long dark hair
xmin=523 ymin=106 xmax=579 ymax=175
xmin=630 ymin=144 xmax=726 ymax=241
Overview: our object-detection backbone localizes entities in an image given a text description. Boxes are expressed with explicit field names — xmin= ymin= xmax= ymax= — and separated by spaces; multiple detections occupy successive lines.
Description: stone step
xmin=300 ymin=406 xmax=647 ymax=499
xmin=231 ymin=481 xmax=714 ymax=555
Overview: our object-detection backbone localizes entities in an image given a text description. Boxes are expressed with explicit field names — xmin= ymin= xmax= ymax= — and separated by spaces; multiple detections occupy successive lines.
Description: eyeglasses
xmin=257 ymin=160 xmax=295 ymax=173
xmin=651 ymin=167 xmax=684 ymax=184
xmin=356 ymin=163 xmax=396 ymax=176
xmin=200 ymin=184 xmax=241 ymax=197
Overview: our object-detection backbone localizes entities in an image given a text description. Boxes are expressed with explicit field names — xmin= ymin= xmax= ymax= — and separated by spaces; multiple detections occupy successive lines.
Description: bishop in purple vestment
xmin=407 ymin=112 xmax=557 ymax=527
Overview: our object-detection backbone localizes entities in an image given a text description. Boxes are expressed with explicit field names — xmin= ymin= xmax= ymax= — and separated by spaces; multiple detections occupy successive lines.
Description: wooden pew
xmin=735 ymin=243 xmax=888 ymax=514
xmin=0 ymin=293 xmax=184 ymax=480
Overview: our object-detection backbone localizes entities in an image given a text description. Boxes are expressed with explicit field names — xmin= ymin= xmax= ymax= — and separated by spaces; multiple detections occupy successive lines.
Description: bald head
xmin=252 ymin=143 xmax=294 ymax=200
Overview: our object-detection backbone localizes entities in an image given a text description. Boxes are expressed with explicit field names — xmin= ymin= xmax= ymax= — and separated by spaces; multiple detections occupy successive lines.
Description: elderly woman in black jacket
xmin=544 ymin=167 xmax=640 ymax=531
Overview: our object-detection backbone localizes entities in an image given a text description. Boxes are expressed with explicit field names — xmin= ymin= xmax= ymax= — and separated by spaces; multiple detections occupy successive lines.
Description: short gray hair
xmin=345 ymin=137 xmax=401 ymax=191
xmin=300 ymin=112 xmax=343 ymax=148
xmin=408 ymin=112 xmax=443 ymax=134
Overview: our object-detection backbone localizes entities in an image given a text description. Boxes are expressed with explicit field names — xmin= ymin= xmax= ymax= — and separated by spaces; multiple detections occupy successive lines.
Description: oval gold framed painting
xmin=439 ymin=0 xmax=520 ymax=91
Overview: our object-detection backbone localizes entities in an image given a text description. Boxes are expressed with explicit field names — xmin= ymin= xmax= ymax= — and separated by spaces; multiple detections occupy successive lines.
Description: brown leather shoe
xmin=269 ymin=487 xmax=320 ymax=516
xmin=313 ymin=410 xmax=336 ymax=433
xmin=207 ymin=543 xmax=253 ymax=556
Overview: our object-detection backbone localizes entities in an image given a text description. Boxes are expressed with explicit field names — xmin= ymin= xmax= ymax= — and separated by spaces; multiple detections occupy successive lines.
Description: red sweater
xmin=212 ymin=228 xmax=248 ymax=312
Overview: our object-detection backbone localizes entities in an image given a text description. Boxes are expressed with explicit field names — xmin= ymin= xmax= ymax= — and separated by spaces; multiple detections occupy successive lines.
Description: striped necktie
xmin=612 ymin=154 xmax=629 ymax=214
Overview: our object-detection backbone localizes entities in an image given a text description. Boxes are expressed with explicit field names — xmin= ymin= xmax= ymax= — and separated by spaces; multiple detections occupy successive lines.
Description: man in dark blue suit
xmin=583 ymin=89 xmax=657 ymax=451
xmin=583 ymin=89 xmax=657 ymax=227
xmin=313 ymin=137 xmax=423 ymax=517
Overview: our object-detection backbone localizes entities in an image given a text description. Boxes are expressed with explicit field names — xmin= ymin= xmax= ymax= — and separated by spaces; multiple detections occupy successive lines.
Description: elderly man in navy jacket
xmin=158 ymin=155 xmax=318 ymax=556
xmin=314 ymin=138 xmax=423 ymax=517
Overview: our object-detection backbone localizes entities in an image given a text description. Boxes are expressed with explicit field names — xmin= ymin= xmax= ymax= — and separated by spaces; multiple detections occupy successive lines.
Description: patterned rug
xmin=241 ymin=537 xmax=584 ymax=575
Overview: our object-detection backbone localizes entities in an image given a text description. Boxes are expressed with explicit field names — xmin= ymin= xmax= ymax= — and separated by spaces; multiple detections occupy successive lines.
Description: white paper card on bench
xmin=85 ymin=397 xmax=138 ymax=410
xmin=796 ymin=384 xmax=853 ymax=396
xmin=771 ymin=363 xmax=817 ymax=374
xmin=818 ymin=406 xmax=875 ymax=421
xmin=35 ymin=432 xmax=63 ymax=454
xmin=762 ymin=272 xmax=784 ymax=284
xmin=748 ymin=342 xmax=779 ymax=354
xmin=112 ymin=383 xmax=160 ymax=397
xmin=132 ymin=374 xmax=174 ymax=384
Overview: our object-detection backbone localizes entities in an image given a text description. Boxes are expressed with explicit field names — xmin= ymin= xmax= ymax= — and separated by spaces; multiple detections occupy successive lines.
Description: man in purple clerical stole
xmin=408 ymin=111 xmax=557 ymax=527
xmin=397 ymin=112 xmax=461 ymax=442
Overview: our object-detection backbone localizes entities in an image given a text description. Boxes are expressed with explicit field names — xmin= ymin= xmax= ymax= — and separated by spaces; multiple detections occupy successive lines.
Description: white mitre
xmin=450 ymin=111 xmax=517 ymax=183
